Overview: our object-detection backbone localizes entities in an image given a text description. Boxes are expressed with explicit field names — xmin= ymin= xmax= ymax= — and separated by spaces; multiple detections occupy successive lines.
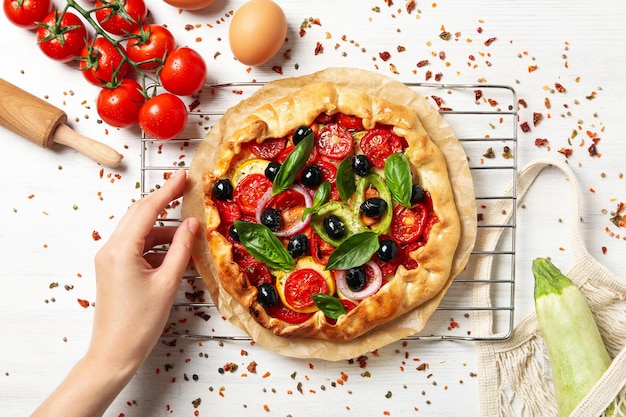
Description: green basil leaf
xmin=384 ymin=152 xmax=412 ymax=208
xmin=272 ymin=132 xmax=314 ymax=196
xmin=302 ymin=180 xmax=330 ymax=221
xmin=312 ymin=293 xmax=347 ymax=319
xmin=325 ymin=231 xmax=379 ymax=271
xmin=336 ymin=157 xmax=356 ymax=202
xmin=233 ymin=221 xmax=295 ymax=271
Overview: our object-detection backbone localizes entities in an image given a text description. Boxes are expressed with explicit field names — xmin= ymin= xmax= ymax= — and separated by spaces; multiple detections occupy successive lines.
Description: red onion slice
xmin=335 ymin=260 xmax=383 ymax=301
xmin=255 ymin=183 xmax=313 ymax=238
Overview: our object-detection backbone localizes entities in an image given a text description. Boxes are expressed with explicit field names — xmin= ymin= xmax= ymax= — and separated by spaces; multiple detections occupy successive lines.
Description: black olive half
xmin=257 ymin=283 xmax=278 ymax=307
xmin=323 ymin=214 xmax=346 ymax=239
xmin=260 ymin=208 xmax=282 ymax=232
xmin=213 ymin=179 xmax=233 ymax=200
xmin=360 ymin=197 xmax=388 ymax=218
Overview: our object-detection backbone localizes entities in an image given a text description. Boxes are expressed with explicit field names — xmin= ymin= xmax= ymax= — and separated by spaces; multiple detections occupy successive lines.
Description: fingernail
xmin=187 ymin=217 xmax=200 ymax=234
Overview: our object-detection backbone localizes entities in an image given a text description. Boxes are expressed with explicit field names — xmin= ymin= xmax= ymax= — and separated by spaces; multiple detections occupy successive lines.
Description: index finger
xmin=112 ymin=170 xmax=188 ymax=243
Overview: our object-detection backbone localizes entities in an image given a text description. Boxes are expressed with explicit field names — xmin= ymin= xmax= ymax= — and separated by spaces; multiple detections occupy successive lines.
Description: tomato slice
xmin=242 ymin=262 xmax=273 ymax=287
xmin=283 ymin=268 xmax=329 ymax=312
xmin=270 ymin=189 xmax=306 ymax=210
xmin=311 ymin=230 xmax=334 ymax=266
xmin=213 ymin=199 xmax=241 ymax=223
xmin=315 ymin=159 xmax=340 ymax=201
xmin=315 ymin=123 xmax=354 ymax=160
xmin=266 ymin=299 xmax=313 ymax=324
xmin=359 ymin=127 xmax=409 ymax=168
xmin=246 ymin=137 xmax=288 ymax=160
xmin=336 ymin=113 xmax=364 ymax=131
xmin=275 ymin=144 xmax=318 ymax=165
xmin=401 ymin=241 xmax=425 ymax=270
xmin=234 ymin=173 xmax=272 ymax=215
xmin=391 ymin=203 xmax=428 ymax=243
xmin=231 ymin=242 xmax=256 ymax=265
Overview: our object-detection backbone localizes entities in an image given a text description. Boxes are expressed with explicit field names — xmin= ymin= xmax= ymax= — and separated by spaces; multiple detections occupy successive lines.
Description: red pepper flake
xmin=602 ymin=246 xmax=608 ymax=254
xmin=406 ymin=0 xmax=416 ymax=13
xmin=416 ymin=59 xmax=429 ymax=68
xmin=262 ymin=371 xmax=271 ymax=378
xmin=588 ymin=142 xmax=599 ymax=157
xmin=534 ymin=138 xmax=549 ymax=147
xmin=431 ymin=95 xmax=444 ymax=108
xmin=558 ymin=148 xmax=573 ymax=158
xmin=477 ymin=26 xmax=483 ymax=33
xmin=77 ymin=298 xmax=90 ymax=308
xmin=263 ymin=404 xmax=270 ymax=412
xmin=272 ymin=66 xmax=283 ymax=74
xmin=528 ymin=65 xmax=538 ymax=73
xmin=28 ymin=194 xmax=35 ymax=199
xmin=314 ymin=42 xmax=324 ymax=55
xmin=92 ymin=230 xmax=102 ymax=241
xmin=533 ymin=112 xmax=543 ymax=126
xmin=438 ymin=50 xmax=446 ymax=60
xmin=425 ymin=70 xmax=432 ymax=81
xmin=434 ymin=72 xmax=443 ymax=81
xmin=484 ymin=37 xmax=496 ymax=46
xmin=379 ymin=51 xmax=391 ymax=61
xmin=519 ymin=121 xmax=531 ymax=133
xmin=487 ymin=98 xmax=498 ymax=107
xmin=555 ymin=82 xmax=566 ymax=93
xmin=517 ymin=98 xmax=528 ymax=109
xmin=188 ymin=99 xmax=201 ymax=111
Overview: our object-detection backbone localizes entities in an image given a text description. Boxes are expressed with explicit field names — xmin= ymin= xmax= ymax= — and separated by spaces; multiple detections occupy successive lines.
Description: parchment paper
xmin=182 ymin=67 xmax=477 ymax=361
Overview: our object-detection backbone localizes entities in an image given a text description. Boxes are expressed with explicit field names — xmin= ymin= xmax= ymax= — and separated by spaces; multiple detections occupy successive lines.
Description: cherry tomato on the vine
xmin=126 ymin=24 xmax=176 ymax=71
xmin=3 ymin=0 xmax=51 ymax=29
xmin=96 ymin=78 xmax=146 ymax=128
xmin=138 ymin=93 xmax=188 ymax=140
xmin=80 ymin=37 xmax=129 ymax=87
xmin=36 ymin=11 xmax=87 ymax=62
xmin=159 ymin=46 xmax=207 ymax=96
xmin=94 ymin=0 xmax=147 ymax=36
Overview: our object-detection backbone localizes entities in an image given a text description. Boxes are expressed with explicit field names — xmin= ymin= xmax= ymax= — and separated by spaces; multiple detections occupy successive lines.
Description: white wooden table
xmin=1 ymin=1 xmax=625 ymax=415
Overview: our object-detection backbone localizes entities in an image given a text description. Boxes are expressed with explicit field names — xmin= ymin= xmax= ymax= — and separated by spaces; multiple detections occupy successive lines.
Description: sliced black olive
xmin=351 ymin=154 xmax=371 ymax=177
xmin=292 ymin=125 xmax=313 ymax=145
xmin=301 ymin=164 xmax=323 ymax=188
xmin=213 ymin=179 xmax=233 ymax=201
xmin=377 ymin=239 xmax=398 ymax=262
xmin=229 ymin=224 xmax=240 ymax=242
xmin=257 ymin=283 xmax=278 ymax=307
xmin=323 ymin=214 xmax=346 ymax=239
xmin=265 ymin=161 xmax=281 ymax=182
xmin=360 ymin=197 xmax=388 ymax=218
xmin=411 ymin=184 xmax=425 ymax=203
xmin=287 ymin=233 xmax=310 ymax=258
xmin=346 ymin=267 xmax=367 ymax=292
xmin=260 ymin=208 xmax=281 ymax=232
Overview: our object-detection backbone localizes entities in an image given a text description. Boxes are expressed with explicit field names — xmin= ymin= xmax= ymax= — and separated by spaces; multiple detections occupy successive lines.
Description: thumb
xmin=158 ymin=217 xmax=200 ymax=284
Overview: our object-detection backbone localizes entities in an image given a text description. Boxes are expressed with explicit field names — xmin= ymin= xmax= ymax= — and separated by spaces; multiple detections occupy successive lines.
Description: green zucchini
xmin=532 ymin=257 xmax=612 ymax=417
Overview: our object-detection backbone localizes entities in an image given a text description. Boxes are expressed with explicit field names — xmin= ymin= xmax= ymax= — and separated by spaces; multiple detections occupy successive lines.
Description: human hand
xmin=87 ymin=169 xmax=199 ymax=375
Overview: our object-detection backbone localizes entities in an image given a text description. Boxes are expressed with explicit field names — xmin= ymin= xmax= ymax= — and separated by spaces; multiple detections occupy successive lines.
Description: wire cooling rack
xmin=140 ymin=82 xmax=518 ymax=343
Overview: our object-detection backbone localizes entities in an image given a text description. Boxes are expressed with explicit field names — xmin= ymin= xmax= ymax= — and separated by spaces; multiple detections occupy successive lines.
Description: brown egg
xmin=228 ymin=0 xmax=288 ymax=66
xmin=162 ymin=0 xmax=215 ymax=10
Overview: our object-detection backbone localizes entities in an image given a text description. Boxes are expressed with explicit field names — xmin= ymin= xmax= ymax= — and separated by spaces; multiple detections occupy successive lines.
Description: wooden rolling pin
xmin=0 ymin=77 xmax=122 ymax=168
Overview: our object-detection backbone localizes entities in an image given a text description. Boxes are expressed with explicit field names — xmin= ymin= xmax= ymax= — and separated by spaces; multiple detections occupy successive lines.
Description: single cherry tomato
xmin=336 ymin=113 xmax=364 ymax=131
xmin=3 ymin=0 xmax=51 ymax=29
xmin=391 ymin=203 xmax=428 ymax=244
xmin=283 ymin=268 xmax=329 ymax=312
xmin=246 ymin=137 xmax=287 ymax=160
xmin=159 ymin=46 xmax=207 ymax=96
xmin=96 ymin=78 xmax=145 ymax=128
xmin=80 ymin=37 xmax=129 ymax=87
xmin=94 ymin=0 xmax=147 ymax=36
xmin=359 ymin=127 xmax=409 ymax=168
xmin=126 ymin=24 xmax=176 ymax=72
xmin=315 ymin=123 xmax=354 ymax=160
xmin=233 ymin=173 xmax=272 ymax=215
xmin=266 ymin=299 xmax=313 ymax=324
xmin=36 ymin=11 xmax=87 ymax=62
xmin=138 ymin=93 xmax=188 ymax=140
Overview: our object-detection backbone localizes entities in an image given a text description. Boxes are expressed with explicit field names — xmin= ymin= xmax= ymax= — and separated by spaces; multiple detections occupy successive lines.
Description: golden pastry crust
xmin=200 ymin=81 xmax=462 ymax=341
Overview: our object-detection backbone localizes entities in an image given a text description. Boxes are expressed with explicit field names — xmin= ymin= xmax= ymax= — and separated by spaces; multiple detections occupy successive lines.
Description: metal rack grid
xmin=140 ymin=82 xmax=518 ymax=342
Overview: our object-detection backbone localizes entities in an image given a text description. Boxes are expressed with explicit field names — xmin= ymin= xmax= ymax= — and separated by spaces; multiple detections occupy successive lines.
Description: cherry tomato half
xmin=315 ymin=123 xmax=354 ymax=160
xmin=283 ymin=268 xmax=329 ymax=312
xmin=233 ymin=173 xmax=271 ymax=215
xmin=159 ymin=46 xmax=207 ymax=96
xmin=36 ymin=11 xmax=87 ymax=62
xmin=214 ymin=199 xmax=241 ymax=223
xmin=138 ymin=93 xmax=188 ymax=140
xmin=246 ymin=137 xmax=287 ymax=160
xmin=336 ymin=113 xmax=364 ymax=131
xmin=80 ymin=37 xmax=129 ymax=87
xmin=96 ymin=78 xmax=145 ymax=128
xmin=266 ymin=299 xmax=313 ymax=324
xmin=3 ymin=0 xmax=51 ymax=29
xmin=242 ymin=261 xmax=273 ymax=287
xmin=359 ymin=127 xmax=408 ymax=168
xmin=391 ymin=203 xmax=427 ymax=244
xmin=126 ymin=24 xmax=176 ymax=72
xmin=95 ymin=0 xmax=147 ymax=36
